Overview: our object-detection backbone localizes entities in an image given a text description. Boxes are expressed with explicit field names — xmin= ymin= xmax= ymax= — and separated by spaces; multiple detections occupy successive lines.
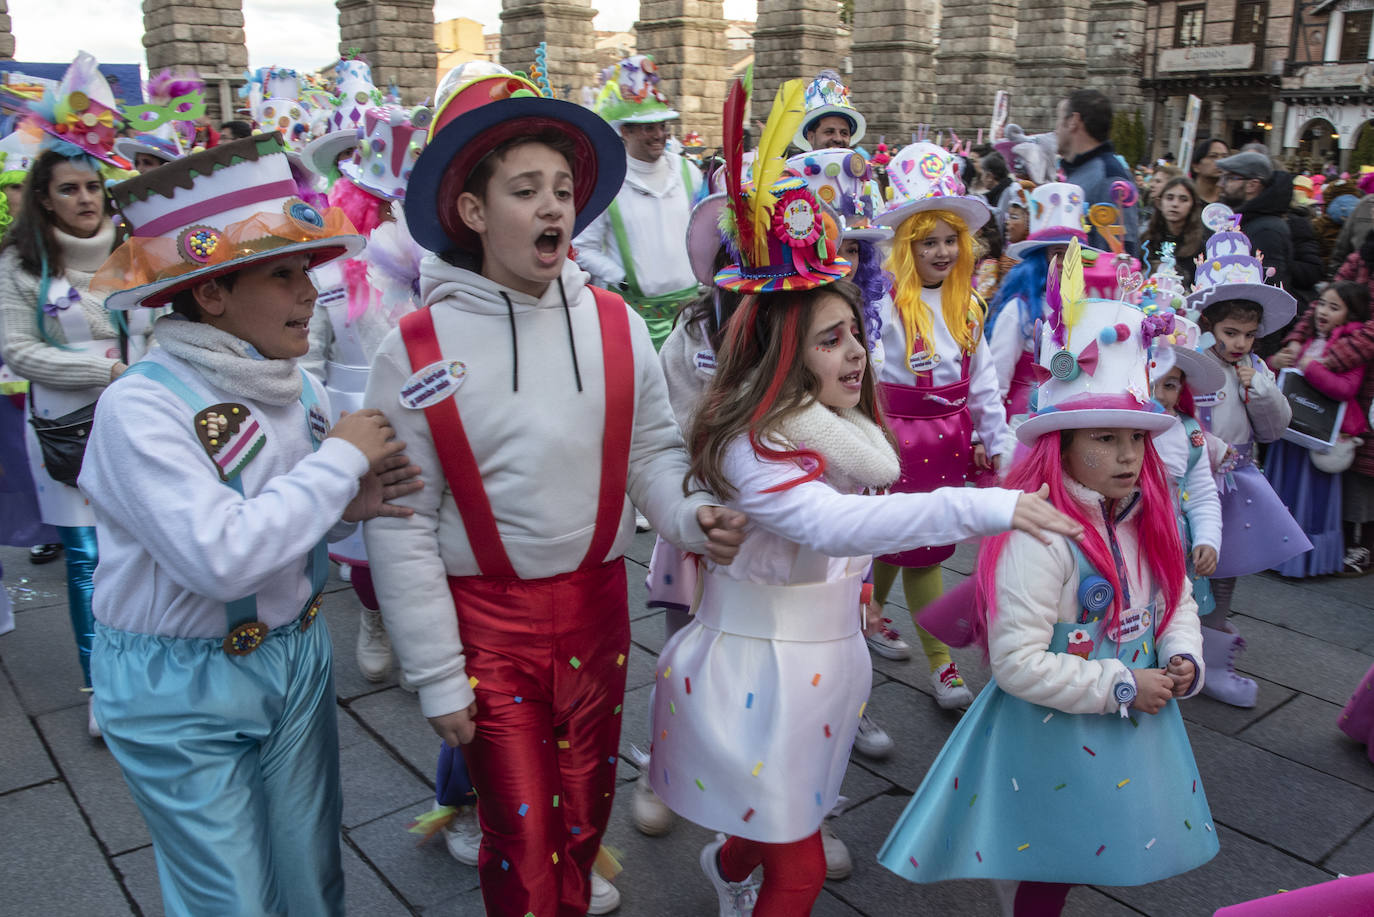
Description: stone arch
xmin=142 ymin=0 xmax=249 ymax=120
xmin=500 ymin=0 xmax=598 ymax=103
xmin=336 ymin=0 xmax=437 ymax=105
xmin=636 ymin=0 xmax=729 ymax=146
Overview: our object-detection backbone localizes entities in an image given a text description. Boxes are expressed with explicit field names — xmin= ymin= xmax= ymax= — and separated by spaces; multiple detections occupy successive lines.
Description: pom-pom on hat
xmin=1018 ymin=240 xmax=1176 ymax=444
xmin=1184 ymin=211 xmax=1297 ymax=337
xmin=90 ymin=133 xmax=364 ymax=311
xmin=786 ymin=148 xmax=890 ymax=243
xmin=714 ymin=78 xmax=849 ymax=293
xmin=24 ymin=51 xmax=131 ymax=170
xmin=405 ymin=73 xmax=624 ymax=255
xmin=874 ymin=141 xmax=990 ymax=232
xmin=337 ymin=104 xmax=433 ymax=202
xmin=1006 ymin=182 xmax=1102 ymax=259
xmin=1148 ymin=311 xmax=1224 ymax=397
xmin=793 ymin=70 xmax=865 ymax=152
xmin=595 ymin=55 xmax=679 ymax=128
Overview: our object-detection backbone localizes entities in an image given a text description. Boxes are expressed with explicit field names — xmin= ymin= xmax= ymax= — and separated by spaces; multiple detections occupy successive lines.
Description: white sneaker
xmin=441 ymin=804 xmax=481 ymax=866
xmin=820 ymin=818 xmax=851 ymax=880
xmin=632 ymin=772 xmax=674 ymax=836
xmin=853 ymin=711 xmax=894 ymax=759
xmin=356 ymin=609 xmax=393 ymax=682
xmin=634 ymin=511 xmax=651 ymax=533
xmin=700 ymin=834 xmax=758 ymax=917
xmin=587 ymin=871 xmax=621 ymax=915
xmin=931 ymin=662 xmax=973 ymax=710
xmin=87 ymin=695 xmax=102 ymax=740
xmin=866 ymin=618 xmax=912 ymax=660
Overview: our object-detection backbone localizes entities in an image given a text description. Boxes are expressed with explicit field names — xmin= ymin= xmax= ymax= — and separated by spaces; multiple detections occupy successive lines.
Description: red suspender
xmin=400 ymin=308 xmax=518 ymax=578
xmin=397 ymin=288 xmax=637 ymax=579
xmin=579 ymin=287 xmax=635 ymax=571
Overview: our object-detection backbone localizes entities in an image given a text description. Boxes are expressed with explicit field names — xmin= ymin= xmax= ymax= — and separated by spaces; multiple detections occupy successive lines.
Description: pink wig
xmin=972 ymin=430 xmax=1186 ymax=651
xmin=328 ymin=178 xmax=389 ymax=318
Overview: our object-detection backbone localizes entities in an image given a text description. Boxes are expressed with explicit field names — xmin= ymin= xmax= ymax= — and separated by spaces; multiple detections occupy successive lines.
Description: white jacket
xmin=1203 ymin=349 xmax=1291 ymax=446
xmin=363 ymin=256 xmax=712 ymax=718
xmin=1154 ymin=417 xmax=1222 ymax=553
xmin=988 ymin=478 xmax=1204 ymax=715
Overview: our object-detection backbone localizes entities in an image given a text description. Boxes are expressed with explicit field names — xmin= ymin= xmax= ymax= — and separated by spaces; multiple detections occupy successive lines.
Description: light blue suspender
xmin=120 ymin=361 xmax=330 ymax=649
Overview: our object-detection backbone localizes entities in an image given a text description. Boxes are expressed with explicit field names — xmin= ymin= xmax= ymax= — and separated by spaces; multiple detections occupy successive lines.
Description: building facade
xmin=1280 ymin=0 xmax=1374 ymax=170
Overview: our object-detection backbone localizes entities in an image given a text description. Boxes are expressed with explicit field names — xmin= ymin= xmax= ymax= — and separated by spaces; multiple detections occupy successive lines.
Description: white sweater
xmin=988 ymin=478 xmax=1204 ymax=715
xmin=573 ymin=150 xmax=701 ymax=297
xmin=80 ymin=348 xmax=368 ymax=638
xmin=363 ymin=257 xmax=713 ymax=719
xmin=1203 ymin=349 xmax=1291 ymax=446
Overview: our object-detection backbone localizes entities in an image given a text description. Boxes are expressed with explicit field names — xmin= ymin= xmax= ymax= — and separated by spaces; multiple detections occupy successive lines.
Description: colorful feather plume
xmin=747 ymin=79 xmax=806 ymax=263
xmin=1060 ymin=239 xmax=1086 ymax=344
xmin=721 ymin=77 xmax=752 ymax=261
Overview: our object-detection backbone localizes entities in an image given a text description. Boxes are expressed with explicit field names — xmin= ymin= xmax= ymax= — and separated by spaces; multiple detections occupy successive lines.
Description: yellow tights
xmin=872 ymin=562 xmax=951 ymax=673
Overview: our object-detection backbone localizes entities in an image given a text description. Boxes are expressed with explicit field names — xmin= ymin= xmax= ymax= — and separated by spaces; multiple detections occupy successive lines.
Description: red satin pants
xmin=448 ymin=559 xmax=631 ymax=917
xmin=719 ymin=831 xmax=826 ymax=916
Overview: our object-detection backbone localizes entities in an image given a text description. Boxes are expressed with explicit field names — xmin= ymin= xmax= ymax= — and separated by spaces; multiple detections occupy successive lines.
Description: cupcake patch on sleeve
xmin=194 ymin=403 xmax=266 ymax=482
xmin=1066 ymin=628 xmax=1095 ymax=659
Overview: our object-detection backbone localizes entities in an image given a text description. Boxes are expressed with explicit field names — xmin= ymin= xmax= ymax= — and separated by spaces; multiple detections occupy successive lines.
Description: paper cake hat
xmin=1147 ymin=310 xmax=1224 ymax=397
xmin=338 ymin=104 xmax=433 ymax=202
xmin=793 ymin=70 xmax=865 ymax=151
xmin=25 ymin=51 xmax=130 ymax=169
xmin=91 ymin=133 xmax=363 ymax=311
xmin=254 ymin=68 xmax=313 ymax=152
xmin=328 ymin=54 xmax=383 ymax=133
xmin=1018 ymin=241 xmax=1175 ymax=444
xmin=1184 ymin=210 xmax=1296 ymax=336
xmin=875 ymin=141 xmax=989 ymax=231
xmin=715 ymin=78 xmax=848 ymax=293
xmin=595 ymin=55 xmax=679 ymax=127
xmin=434 ymin=60 xmax=510 ymax=113
xmin=787 ymin=148 xmax=890 ymax=243
xmin=1006 ymin=182 xmax=1100 ymax=259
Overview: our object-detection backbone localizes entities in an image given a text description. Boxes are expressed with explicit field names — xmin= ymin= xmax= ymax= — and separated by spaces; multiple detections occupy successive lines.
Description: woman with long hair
xmin=1142 ymin=175 xmax=1210 ymax=284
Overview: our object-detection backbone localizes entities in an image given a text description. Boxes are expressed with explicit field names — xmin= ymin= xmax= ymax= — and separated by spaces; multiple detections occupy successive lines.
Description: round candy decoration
xmin=68 ymin=91 xmax=90 ymax=113
xmin=773 ymin=189 xmax=821 ymax=247
xmin=1048 ymin=348 xmax=1080 ymax=381
xmin=177 ymin=225 xmax=222 ymax=265
xmin=284 ymin=198 xmax=326 ymax=232
xmin=845 ymin=151 xmax=867 ymax=177
xmin=1201 ymin=202 xmax=1235 ymax=233
xmin=918 ymin=152 xmax=945 ymax=180
xmin=1077 ymin=574 xmax=1114 ymax=613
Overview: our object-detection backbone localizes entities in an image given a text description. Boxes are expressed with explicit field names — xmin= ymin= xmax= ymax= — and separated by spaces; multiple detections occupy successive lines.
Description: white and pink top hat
xmin=787 ymin=148 xmax=889 ymax=242
xmin=338 ymin=105 xmax=433 ymax=202
xmin=1006 ymin=182 xmax=1100 ymax=259
xmin=875 ymin=141 xmax=989 ymax=232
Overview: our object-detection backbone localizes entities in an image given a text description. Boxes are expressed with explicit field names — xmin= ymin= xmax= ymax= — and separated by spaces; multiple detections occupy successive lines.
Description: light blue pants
xmin=56 ymin=525 xmax=96 ymax=688
xmin=91 ymin=614 xmax=343 ymax=917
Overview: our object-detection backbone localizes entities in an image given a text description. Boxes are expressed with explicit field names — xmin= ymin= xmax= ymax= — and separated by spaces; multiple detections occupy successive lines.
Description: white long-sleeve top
xmin=1154 ymin=417 xmax=1222 ymax=553
xmin=709 ymin=436 xmax=1020 ymax=586
xmin=80 ymin=348 xmax=367 ymax=638
xmin=573 ymin=150 xmax=701 ymax=297
xmin=988 ymin=478 xmax=1204 ymax=715
xmin=986 ymin=294 xmax=1035 ymax=402
xmin=877 ymin=286 xmax=1010 ymax=456
xmin=363 ymin=256 xmax=713 ymax=719
xmin=1202 ymin=349 xmax=1291 ymax=446
xmin=658 ymin=315 xmax=714 ymax=427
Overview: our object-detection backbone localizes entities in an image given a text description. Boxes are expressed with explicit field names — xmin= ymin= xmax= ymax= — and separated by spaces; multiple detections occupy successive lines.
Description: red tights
xmin=1014 ymin=881 xmax=1074 ymax=916
xmin=718 ymin=831 xmax=826 ymax=916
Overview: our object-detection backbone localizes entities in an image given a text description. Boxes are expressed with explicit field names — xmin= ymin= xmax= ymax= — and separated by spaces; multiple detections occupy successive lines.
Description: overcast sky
xmin=10 ymin=0 xmax=756 ymax=74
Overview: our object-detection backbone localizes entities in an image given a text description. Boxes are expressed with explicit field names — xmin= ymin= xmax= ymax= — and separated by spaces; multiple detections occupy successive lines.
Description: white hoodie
xmin=363 ymin=256 xmax=712 ymax=718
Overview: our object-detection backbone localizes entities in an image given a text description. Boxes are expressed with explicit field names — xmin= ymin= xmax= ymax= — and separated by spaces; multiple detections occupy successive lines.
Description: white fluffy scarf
xmin=153 ymin=314 xmax=303 ymax=405
xmin=771 ymin=400 xmax=900 ymax=493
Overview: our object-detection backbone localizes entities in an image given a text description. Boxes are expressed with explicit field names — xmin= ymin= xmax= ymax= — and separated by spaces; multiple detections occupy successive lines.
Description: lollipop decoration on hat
xmin=713 ymin=76 xmax=849 ymax=293
xmin=1184 ymin=207 xmax=1297 ymax=336
xmin=22 ymin=51 xmax=131 ymax=170
xmin=787 ymin=147 xmax=889 ymax=243
xmin=875 ymin=140 xmax=989 ymax=232
xmin=595 ymin=54 xmax=678 ymax=128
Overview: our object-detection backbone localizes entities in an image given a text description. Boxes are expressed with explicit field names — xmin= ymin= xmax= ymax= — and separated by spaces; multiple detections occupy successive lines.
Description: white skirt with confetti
xmin=648 ymin=571 xmax=871 ymax=843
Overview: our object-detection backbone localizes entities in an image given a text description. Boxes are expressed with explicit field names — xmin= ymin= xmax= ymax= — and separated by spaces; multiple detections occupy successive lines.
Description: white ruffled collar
xmin=770 ymin=399 xmax=899 ymax=493
xmin=1064 ymin=475 xmax=1143 ymax=524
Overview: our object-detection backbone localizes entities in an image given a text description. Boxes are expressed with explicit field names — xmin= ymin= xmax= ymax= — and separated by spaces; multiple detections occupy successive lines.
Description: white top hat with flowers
xmin=1183 ymin=219 xmax=1296 ymax=337
xmin=786 ymin=148 xmax=889 ymax=243
xmin=1018 ymin=241 xmax=1176 ymax=444
xmin=793 ymin=70 xmax=865 ymax=151
xmin=1005 ymin=182 xmax=1102 ymax=259
xmin=338 ymin=104 xmax=433 ymax=202
xmin=875 ymin=141 xmax=989 ymax=231
xmin=254 ymin=68 xmax=313 ymax=152
xmin=1147 ymin=310 xmax=1225 ymax=397
xmin=595 ymin=55 xmax=678 ymax=128
xmin=91 ymin=133 xmax=363 ymax=311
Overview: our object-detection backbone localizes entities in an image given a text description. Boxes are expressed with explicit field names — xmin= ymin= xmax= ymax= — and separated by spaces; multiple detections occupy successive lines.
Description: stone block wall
xmin=142 ymin=0 xmax=249 ymax=120
xmin=1014 ymin=0 xmax=1090 ymax=131
xmin=935 ymin=0 xmax=1018 ymax=136
xmin=752 ymin=0 xmax=843 ymax=115
xmin=337 ymin=0 xmax=438 ymax=105
xmin=1086 ymin=0 xmax=1146 ymax=113
xmin=500 ymin=0 xmax=598 ymax=101
xmin=850 ymin=0 xmax=939 ymax=144
xmin=0 ymin=1 xmax=13 ymax=59
xmin=636 ymin=0 xmax=729 ymax=145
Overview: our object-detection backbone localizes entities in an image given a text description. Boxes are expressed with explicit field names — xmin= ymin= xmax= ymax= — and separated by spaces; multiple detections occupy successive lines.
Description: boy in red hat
xmin=363 ymin=74 xmax=747 ymax=916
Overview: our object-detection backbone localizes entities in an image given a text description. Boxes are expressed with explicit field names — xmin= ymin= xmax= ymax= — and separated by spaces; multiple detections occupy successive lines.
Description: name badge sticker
xmin=693 ymin=349 xmax=717 ymax=375
xmin=307 ymin=404 xmax=332 ymax=441
xmin=1107 ymin=606 xmax=1152 ymax=644
xmin=1192 ymin=391 xmax=1221 ymax=406
xmin=908 ymin=350 xmax=941 ymax=373
xmin=400 ymin=360 xmax=467 ymax=410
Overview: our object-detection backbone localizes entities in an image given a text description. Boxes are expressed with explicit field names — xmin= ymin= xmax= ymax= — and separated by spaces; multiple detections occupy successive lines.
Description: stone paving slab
xmin=112 ymin=845 xmax=162 ymax=917
xmin=1237 ymin=692 xmax=1374 ymax=793
xmin=1324 ymin=814 xmax=1374 ymax=875
xmin=37 ymin=702 xmax=151 ymax=855
xmin=348 ymin=685 xmax=441 ymax=782
xmin=0 ymin=659 xmax=56 ymax=794
xmin=1177 ymin=672 xmax=1297 ymax=737
xmin=0 ymin=599 xmax=88 ymax=716
xmin=0 ymin=782 xmax=130 ymax=916
xmin=1189 ymin=721 xmax=1374 ymax=863
xmin=1235 ymin=574 xmax=1374 ymax=653
xmin=349 ymin=805 xmax=481 ymax=911
xmin=1229 ymin=615 xmax=1373 ymax=708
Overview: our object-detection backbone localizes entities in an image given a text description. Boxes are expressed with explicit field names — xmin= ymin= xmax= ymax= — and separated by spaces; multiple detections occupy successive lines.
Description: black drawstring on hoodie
xmin=558 ymin=277 xmax=584 ymax=393
xmin=500 ymin=291 xmax=519 ymax=392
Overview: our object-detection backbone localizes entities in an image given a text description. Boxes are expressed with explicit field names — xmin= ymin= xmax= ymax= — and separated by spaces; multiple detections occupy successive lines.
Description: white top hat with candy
xmin=1183 ymin=206 xmax=1296 ymax=337
xmin=1018 ymin=240 xmax=1176 ymax=444
xmin=1005 ymin=181 xmax=1102 ymax=259
xmin=338 ymin=104 xmax=433 ymax=201
xmin=786 ymin=148 xmax=890 ymax=243
xmin=793 ymin=70 xmax=865 ymax=151
xmin=874 ymin=141 xmax=989 ymax=231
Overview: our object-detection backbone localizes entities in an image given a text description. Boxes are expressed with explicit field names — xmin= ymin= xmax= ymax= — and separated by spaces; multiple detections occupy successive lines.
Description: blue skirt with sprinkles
xmin=878 ymin=611 xmax=1218 ymax=886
